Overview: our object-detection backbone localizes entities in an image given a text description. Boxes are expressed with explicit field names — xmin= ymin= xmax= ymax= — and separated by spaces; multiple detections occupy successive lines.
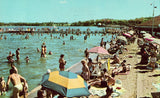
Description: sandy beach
xmin=112 ymin=39 xmax=160 ymax=98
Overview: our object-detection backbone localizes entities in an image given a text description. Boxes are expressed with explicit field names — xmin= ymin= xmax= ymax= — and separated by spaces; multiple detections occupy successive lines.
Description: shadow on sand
xmin=137 ymin=71 xmax=150 ymax=73
xmin=134 ymin=65 xmax=149 ymax=70
xmin=134 ymin=65 xmax=151 ymax=73
xmin=149 ymin=74 xmax=160 ymax=77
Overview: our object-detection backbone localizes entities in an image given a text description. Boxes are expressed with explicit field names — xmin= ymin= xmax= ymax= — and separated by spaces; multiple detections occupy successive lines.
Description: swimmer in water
xmin=63 ymin=41 xmax=65 ymax=45
xmin=48 ymin=51 xmax=52 ymax=55
xmin=37 ymin=48 xmax=40 ymax=52
xmin=16 ymin=48 xmax=20 ymax=61
xmin=25 ymin=56 xmax=30 ymax=63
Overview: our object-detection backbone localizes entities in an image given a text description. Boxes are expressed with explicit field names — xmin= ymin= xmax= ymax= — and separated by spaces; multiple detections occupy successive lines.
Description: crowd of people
xmin=1 ymin=27 xmax=160 ymax=98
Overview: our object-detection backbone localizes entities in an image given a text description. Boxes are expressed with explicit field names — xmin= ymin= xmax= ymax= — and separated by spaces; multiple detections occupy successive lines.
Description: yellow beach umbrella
xmin=40 ymin=71 xmax=90 ymax=97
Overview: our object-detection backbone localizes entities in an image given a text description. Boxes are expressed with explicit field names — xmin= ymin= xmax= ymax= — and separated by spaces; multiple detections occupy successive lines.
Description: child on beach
xmin=0 ymin=77 xmax=6 ymax=95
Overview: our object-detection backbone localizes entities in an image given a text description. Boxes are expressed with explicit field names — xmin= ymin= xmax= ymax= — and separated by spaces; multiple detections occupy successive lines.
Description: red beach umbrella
xmin=88 ymin=46 xmax=109 ymax=55
xmin=123 ymin=33 xmax=132 ymax=37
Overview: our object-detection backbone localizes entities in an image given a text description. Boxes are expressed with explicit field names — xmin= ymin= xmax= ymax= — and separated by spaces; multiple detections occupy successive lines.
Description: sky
xmin=0 ymin=0 xmax=160 ymax=23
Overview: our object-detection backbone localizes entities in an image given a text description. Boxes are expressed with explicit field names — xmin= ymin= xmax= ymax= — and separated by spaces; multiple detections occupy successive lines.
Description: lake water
xmin=0 ymin=26 xmax=115 ymax=97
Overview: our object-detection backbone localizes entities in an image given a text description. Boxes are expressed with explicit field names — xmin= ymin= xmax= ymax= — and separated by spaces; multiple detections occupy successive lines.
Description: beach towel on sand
xmin=89 ymin=80 xmax=125 ymax=97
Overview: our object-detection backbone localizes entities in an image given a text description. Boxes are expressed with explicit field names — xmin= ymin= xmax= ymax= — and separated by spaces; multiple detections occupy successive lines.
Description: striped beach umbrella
xmin=40 ymin=71 xmax=90 ymax=97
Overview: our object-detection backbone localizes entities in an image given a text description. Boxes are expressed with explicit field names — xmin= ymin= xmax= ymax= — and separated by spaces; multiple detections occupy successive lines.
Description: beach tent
xmin=40 ymin=71 xmax=90 ymax=97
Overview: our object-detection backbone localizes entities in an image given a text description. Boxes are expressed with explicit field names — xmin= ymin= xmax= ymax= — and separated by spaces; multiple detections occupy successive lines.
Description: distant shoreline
xmin=0 ymin=17 xmax=152 ymax=27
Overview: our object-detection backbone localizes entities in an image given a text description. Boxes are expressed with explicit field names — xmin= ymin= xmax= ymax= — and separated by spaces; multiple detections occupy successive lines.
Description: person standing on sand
xmin=59 ymin=54 xmax=66 ymax=71
xmin=16 ymin=48 xmax=20 ymax=61
xmin=6 ymin=69 xmax=27 ymax=98
xmin=81 ymin=60 xmax=90 ymax=81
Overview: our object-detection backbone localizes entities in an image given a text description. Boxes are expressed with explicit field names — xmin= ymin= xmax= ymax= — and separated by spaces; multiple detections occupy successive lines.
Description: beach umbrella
xmin=144 ymin=36 xmax=155 ymax=41
xmin=123 ymin=33 xmax=132 ymax=37
xmin=140 ymin=31 xmax=147 ymax=34
xmin=117 ymin=36 xmax=127 ymax=42
xmin=88 ymin=46 xmax=109 ymax=55
xmin=152 ymin=39 xmax=160 ymax=45
xmin=143 ymin=33 xmax=152 ymax=37
xmin=127 ymin=30 xmax=134 ymax=35
xmin=40 ymin=71 xmax=90 ymax=97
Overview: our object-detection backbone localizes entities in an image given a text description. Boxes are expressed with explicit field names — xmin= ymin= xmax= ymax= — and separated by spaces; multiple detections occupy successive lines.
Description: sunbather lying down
xmin=112 ymin=65 xmax=131 ymax=75
xmin=88 ymin=74 xmax=114 ymax=98
xmin=88 ymin=73 xmax=115 ymax=87
xmin=112 ymin=61 xmax=131 ymax=75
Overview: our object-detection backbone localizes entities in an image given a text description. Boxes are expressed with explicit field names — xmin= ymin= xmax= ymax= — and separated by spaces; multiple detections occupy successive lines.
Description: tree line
xmin=70 ymin=17 xmax=152 ymax=26
xmin=0 ymin=17 xmax=152 ymax=26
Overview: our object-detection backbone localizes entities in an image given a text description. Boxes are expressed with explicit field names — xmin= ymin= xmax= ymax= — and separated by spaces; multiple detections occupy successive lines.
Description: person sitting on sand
xmin=87 ymin=58 xmax=99 ymax=73
xmin=111 ymin=55 xmax=120 ymax=64
xmin=81 ymin=60 xmax=90 ymax=81
xmin=120 ymin=60 xmax=127 ymax=73
xmin=149 ymin=52 xmax=157 ymax=72
xmin=101 ymin=85 xmax=113 ymax=98
xmin=139 ymin=51 xmax=150 ymax=64
xmin=0 ymin=76 xmax=6 ymax=95
xmin=59 ymin=54 xmax=66 ymax=71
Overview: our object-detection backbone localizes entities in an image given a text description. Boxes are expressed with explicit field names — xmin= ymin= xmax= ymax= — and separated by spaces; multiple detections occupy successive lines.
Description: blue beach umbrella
xmin=40 ymin=71 xmax=90 ymax=97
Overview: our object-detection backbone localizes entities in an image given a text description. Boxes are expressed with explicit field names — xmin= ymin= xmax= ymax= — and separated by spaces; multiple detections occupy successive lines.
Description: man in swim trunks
xmin=6 ymin=69 xmax=27 ymax=98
